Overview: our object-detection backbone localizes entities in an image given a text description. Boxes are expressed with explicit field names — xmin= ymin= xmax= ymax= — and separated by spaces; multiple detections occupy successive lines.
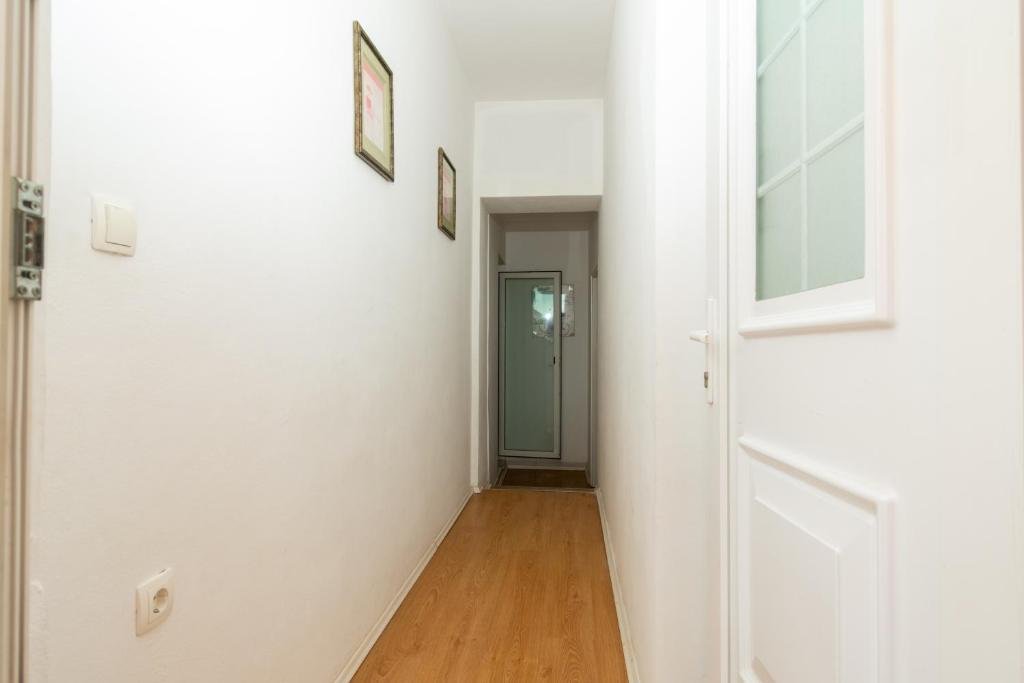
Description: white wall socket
xmin=135 ymin=568 xmax=174 ymax=635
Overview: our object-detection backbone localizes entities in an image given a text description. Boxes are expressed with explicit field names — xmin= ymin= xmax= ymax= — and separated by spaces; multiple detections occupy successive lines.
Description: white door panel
xmin=728 ymin=0 xmax=1024 ymax=681
xmin=738 ymin=438 xmax=892 ymax=683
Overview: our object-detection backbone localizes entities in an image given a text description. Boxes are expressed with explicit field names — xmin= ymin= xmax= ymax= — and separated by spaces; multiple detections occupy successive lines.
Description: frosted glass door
xmin=756 ymin=0 xmax=866 ymax=300
xmin=499 ymin=272 xmax=561 ymax=458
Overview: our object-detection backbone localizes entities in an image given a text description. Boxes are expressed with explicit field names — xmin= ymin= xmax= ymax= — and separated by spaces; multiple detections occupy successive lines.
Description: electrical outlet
xmin=135 ymin=568 xmax=174 ymax=635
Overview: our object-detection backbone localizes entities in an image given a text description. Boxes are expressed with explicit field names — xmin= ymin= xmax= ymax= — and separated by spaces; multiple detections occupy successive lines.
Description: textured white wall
xmin=502 ymin=228 xmax=591 ymax=467
xmin=31 ymin=1 xmax=474 ymax=681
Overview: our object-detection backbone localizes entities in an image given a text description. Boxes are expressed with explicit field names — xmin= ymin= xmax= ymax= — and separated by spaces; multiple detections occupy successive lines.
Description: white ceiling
xmin=441 ymin=0 xmax=616 ymax=100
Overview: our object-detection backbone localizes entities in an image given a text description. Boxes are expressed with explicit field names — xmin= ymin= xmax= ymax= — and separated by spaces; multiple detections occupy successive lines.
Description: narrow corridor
xmin=352 ymin=491 xmax=627 ymax=681
xmin=8 ymin=1 xmax=1024 ymax=681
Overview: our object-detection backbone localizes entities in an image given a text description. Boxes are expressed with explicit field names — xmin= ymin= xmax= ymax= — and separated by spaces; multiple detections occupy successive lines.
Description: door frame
xmin=497 ymin=270 xmax=563 ymax=459
xmin=587 ymin=271 xmax=597 ymax=487
xmin=721 ymin=0 xmax=745 ymax=673
xmin=1 ymin=0 xmax=41 ymax=680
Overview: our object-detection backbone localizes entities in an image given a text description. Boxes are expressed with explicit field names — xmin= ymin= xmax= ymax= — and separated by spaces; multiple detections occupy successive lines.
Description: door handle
xmin=688 ymin=299 xmax=716 ymax=405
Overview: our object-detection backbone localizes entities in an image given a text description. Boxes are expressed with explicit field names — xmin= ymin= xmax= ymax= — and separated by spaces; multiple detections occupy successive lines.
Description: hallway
xmin=4 ymin=0 xmax=1024 ymax=681
xmin=353 ymin=491 xmax=627 ymax=681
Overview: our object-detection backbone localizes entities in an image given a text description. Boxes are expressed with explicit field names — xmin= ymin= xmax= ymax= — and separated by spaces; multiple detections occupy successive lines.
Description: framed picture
xmin=438 ymin=148 xmax=456 ymax=239
xmin=353 ymin=21 xmax=394 ymax=181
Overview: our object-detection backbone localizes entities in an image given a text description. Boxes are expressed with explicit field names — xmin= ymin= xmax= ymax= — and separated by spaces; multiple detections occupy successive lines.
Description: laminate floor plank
xmin=352 ymin=490 xmax=627 ymax=682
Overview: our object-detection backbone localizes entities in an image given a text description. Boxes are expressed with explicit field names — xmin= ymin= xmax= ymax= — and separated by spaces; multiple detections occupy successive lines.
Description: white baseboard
xmin=333 ymin=489 xmax=474 ymax=682
xmin=595 ymin=488 xmax=641 ymax=682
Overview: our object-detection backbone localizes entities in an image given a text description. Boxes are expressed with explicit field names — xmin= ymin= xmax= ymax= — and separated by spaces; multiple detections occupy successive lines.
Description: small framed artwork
xmin=353 ymin=21 xmax=394 ymax=181
xmin=437 ymin=148 xmax=456 ymax=239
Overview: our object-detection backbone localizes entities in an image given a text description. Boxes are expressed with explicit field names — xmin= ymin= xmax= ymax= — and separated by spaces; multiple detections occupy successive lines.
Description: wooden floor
xmin=352 ymin=490 xmax=627 ymax=682
xmin=498 ymin=468 xmax=592 ymax=490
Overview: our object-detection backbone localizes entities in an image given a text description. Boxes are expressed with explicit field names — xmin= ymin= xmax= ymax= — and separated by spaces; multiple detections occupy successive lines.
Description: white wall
xmin=599 ymin=0 xmax=658 ymax=676
xmin=501 ymin=224 xmax=592 ymax=467
xmin=652 ymin=1 xmax=720 ymax=680
xmin=470 ymin=99 xmax=604 ymax=487
xmin=475 ymin=99 xmax=603 ymax=198
xmin=600 ymin=0 xmax=720 ymax=680
xmin=31 ymin=1 xmax=474 ymax=681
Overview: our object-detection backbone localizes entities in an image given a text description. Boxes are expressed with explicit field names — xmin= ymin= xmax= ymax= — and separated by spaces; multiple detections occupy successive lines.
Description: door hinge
xmin=12 ymin=177 xmax=44 ymax=301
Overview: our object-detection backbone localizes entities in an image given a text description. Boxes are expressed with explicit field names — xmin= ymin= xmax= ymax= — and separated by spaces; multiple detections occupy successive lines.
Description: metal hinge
xmin=12 ymin=177 xmax=44 ymax=301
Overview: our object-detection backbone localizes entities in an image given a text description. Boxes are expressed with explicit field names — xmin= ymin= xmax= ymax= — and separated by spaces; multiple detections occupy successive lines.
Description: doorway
xmin=474 ymin=203 xmax=599 ymax=490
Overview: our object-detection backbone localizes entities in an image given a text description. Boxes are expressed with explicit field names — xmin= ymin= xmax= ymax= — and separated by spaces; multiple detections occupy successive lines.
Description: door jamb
xmin=1 ymin=0 xmax=41 ymax=680
xmin=587 ymin=271 xmax=597 ymax=487
xmin=718 ymin=0 xmax=734 ymax=680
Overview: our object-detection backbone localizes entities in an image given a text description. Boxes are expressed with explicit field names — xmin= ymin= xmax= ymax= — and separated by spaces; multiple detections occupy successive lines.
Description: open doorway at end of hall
xmin=478 ymin=204 xmax=599 ymax=492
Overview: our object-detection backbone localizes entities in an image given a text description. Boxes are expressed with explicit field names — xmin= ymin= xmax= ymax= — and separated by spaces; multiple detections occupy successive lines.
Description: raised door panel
xmin=738 ymin=437 xmax=892 ymax=683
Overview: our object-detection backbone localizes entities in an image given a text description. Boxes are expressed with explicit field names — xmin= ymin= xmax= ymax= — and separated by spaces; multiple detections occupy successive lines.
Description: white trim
xmin=735 ymin=0 xmax=892 ymax=336
xmin=333 ymin=489 xmax=474 ymax=683
xmin=595 ymin=488 xmax=641 ymax=682
xmin=739 ymin=437 xmax=894 ymax=512
xmin=1 ymin=0 xmax=40 ymax=680
xmin=726 ymin=3 xmax=744 ymax=680
xmin=587 ymin=274 xmax=597 ymax=487
xmin=716 ymin=0 xmax=733 ymax=680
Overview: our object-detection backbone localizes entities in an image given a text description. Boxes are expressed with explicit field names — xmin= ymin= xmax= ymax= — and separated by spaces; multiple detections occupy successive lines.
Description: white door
xmin=728 ymin=0 xmax=1024 ymax=681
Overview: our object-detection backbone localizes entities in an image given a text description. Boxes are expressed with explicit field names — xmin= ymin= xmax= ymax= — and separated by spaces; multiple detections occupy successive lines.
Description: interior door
xmin=729 ymin=0 xmax=1024 ymax=682
xmin=499 ymin=271 xmax=562 ymax=459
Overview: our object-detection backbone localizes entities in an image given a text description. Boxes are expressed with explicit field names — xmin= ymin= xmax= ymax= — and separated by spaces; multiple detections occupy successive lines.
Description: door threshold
xmin=496 ymin=467 xmax=593 ymax=491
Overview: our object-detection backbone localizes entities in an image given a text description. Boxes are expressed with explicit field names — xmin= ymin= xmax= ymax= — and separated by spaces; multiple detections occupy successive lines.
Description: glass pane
xmin=758 ymin=0 xmax=801 ymax=64
xmin=503 ymin=278 xmax=556 ymax=453
xmin=758 ymin=38 xmax=802 ymax=184
xmin=757 ymin=172 xmax=803 ymax=300
xmin=806 ymin=0 xmax=864 ymax=148
xmin=807 ymin=129 xmax=865 ymax=290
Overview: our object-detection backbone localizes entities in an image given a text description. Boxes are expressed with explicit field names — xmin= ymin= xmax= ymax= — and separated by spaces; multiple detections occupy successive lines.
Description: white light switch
xmin=92 ymin=196 xmax=136 ymax=255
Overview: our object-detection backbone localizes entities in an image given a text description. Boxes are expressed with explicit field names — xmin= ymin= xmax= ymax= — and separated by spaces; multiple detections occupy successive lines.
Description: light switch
xmin=105 ymin=205 xmax=135 ymax=247
xmin=91 ymin=196 xmax=136 ymax=255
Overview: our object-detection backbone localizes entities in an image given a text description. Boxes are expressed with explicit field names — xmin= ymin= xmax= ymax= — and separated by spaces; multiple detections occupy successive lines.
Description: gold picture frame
xmin=353 ymin=21 xmax=395 ymax=181
xmin=438 ymin=148 xmax=456 ymax=240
